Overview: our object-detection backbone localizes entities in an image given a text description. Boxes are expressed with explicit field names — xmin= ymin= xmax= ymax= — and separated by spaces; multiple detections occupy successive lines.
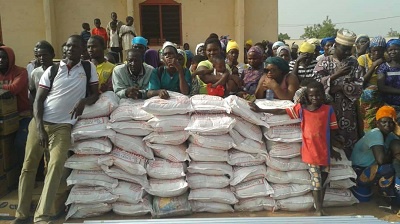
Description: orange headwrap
xmin=376 ymin=106 xmax=396 ymax=121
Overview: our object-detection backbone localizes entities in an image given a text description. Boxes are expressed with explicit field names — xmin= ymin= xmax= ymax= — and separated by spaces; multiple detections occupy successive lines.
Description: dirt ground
xmin=1 ymin=195 xmax=398 ymax=224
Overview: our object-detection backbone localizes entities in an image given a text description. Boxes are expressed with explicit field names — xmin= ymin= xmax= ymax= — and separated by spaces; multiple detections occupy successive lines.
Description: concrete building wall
xmin=0 ymin=0 xmax=278 ymax=66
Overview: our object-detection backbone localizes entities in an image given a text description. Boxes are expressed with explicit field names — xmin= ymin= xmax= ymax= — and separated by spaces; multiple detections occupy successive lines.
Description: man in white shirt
xmin=12 ymin=35 xmax=99 ymax=224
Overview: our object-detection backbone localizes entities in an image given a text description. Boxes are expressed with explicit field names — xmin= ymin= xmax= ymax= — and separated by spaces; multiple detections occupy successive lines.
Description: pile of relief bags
xmin=63 ymin=91 xmax=359 ymax=219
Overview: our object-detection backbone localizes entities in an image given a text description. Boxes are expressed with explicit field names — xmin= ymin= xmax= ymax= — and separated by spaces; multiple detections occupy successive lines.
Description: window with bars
xmin=140 ymin=0 xmax=182 ymax=45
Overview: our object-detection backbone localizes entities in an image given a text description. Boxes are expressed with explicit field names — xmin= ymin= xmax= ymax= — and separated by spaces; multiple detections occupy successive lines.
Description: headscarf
xmin=291 ymin=43 xmax=299 ymax=49
xmin=245 ymin=39 xmax=253 ymax=46
xmin=321 ymin=37 xmax=335 ymax=47
xmin=247 ymin=46 xmax=263 ymax=57
xmin=177 ymin=49 xmax=187 ymax=68
xmin=335 ymin=29 xmax=357 ymax=47
xmin=162 ymin=41 xmax=177 ymax=52
xmin=144 ymin=49 xmax=159 ymax=68
xmin=272 ymin=41 xmax=285 ymax=49
xmin=195 ymin=43 xmax=204 ymax=55
xmin=387 ymin=39 xmax=400 ymax=48
xmin=355 ymin=34 xmax=369 ymax=44
xmin=369 ymin=36 xmax=386 ymax=48
xmin=276 ymin=46 xmax=291 ymax=59
xmin=132 ymin=36 xmax=148 ymax=47
xmin=376 ymin=105 xmax=396 ymax=121
xmin=299 ymin=42 xmax=315 ymax=54
xmin=226 ymin=40 xmax=239 ymax=53
xmin=306 ymin=38 xmax=321 ymax=52
xmin=265 ymin=57 xmax=290 ymax=74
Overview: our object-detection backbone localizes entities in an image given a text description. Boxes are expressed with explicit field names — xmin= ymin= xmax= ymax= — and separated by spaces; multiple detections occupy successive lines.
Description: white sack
xmin=186 ymin=144 xmax=228 ymax=162
xmin=187 ymin=162 xmax=233 ymax=178
xmin=111 ymin=133 xmax=154 ymax=159
xmin=190 ymin=94 xmax=231 ymax=113
xmin=81 ymin=91 xmax=120 ymax=119
xmin=224 ymin=95 xmax=268 ymax=127
xmin=277 ymin=194 xmax=314 ymax=211
xmin=146 ymin=178 xmax=188 ymax=197
xmin=270 ymin=183 xmax=311 ymax=200
xmin=328 ymin=164 xmax=357 ymax=181
xmin=266 ymin=140 xmax=301 ymax=159
xmin=142 ymin=92 xmax=191 ymax=115
xmin=188 ymin=134 xmax=235 ymax=150
xmin=266 ymin=169 xmax=311 ymax=185
xmin=151 ymin=193 xmax=192 ymax=218
xmin=65 ymin=185 xmax=118 ymax=205
xmin=230 ymin=165 xmax=267 ymax=186
xmin=101 ymin=166 xmax=149 ymax=188
xmin=187 ymin=174 xmax=230 ymax=189
xmin=66 ymin=203 xmax=112 ymax=220
xmin=232 ymin=116 xmax=263 ymax=143
xmin=262 ymin=124 xmax=302 ymax=142
xmin=327 ymin=178 xmax=356 ymax=189
xmin=228 ymin=150 xmax=266 ymax=167
xmin=188 ymin=188 xmax=238 ymax=204
xmin=111 ymin=181 xmax=146 ymax=204
xmin=190 ymin=201 xmax=234 ymax=213
xmin=147 ymin=114 xmax=190 ymax=132
xmin=107 ymin=120 xmax=152 ymax=136
xmin=323 ymin=188 xmax=359 ymax=207
xmin=110 ymin=100 xmax=153 ymax=122
xmin=146 ymin=159 xmax=186 ymax=180
xmin=231 ymin=178 xmax=273 ymax=199
xmin=185 ymin=114 xmax=236 ymax=135
xmin=144 ymin=131 xmax=189 ymax=145
xmin=64 ymin=154 xmax=101 ymax=171
xmin=265 ymin=156 xmax=308 ymax=172
xmin=67 ymin=170 xmax=118 ymax=189
xmin=112 ymin=196 xmax=152 ymax=216
xmin=234 ymin=197 xmax=275 ymax=212
xmin=70 ymin=138 xmax=112 ymax=155
xmin=104 ymin=148 xmax=147 ymax=176
xmin=71 ymin=117 xmax=116 ymax=142
xmin=147 ymin=142 xmax=189 ymax=162
xmin=229 ymin=129 xmax=266 ymax=154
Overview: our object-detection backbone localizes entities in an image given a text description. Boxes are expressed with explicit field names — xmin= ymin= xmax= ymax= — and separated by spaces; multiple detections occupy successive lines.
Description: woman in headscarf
xmin=144 ymin=49 xmax=160 ymax=68
xmin=289 ymin=42 xmax=318 ymax=82
xmin=272 ymin=41 xmax=285 ymax=56
xmin=313 ymin=29 xmax=363 ymax=157
xmin=276 ymin=46 xmax=291 ymax=63
xmin=377 ymin=39 xmax=400 ymax=117
xmin=316 ymin=37 xmax=335 ymax=62
xmin=177 ymin=49 xmax=187 ymax=68
xmin=242 ymin=46 xmax=264 ymax=94
xmin=358 ymin=36 xmax=387 ymax=134
xmin=306 ymin=38 xmax=321 ymax=60
xmin=255 ymin=57 xmax=299 ymax=100
xmin=225 ymin=40 xmax=247 ymax=76
xmin=355 ymin=34 xmax=370 ymax=58
xmin=195 ymin=43 xmax=205 ymax=56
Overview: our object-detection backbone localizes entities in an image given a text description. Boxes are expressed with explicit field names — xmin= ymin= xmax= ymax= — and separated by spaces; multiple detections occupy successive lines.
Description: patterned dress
xmin=313 ymin=55 xmax=363 ymax=157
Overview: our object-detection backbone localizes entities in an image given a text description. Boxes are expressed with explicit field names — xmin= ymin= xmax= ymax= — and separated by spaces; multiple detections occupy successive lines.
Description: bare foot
xmin=314 ymin=210 xmax=328 ymax=216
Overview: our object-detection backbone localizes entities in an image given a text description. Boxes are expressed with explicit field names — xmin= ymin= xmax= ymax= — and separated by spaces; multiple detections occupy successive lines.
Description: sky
xmin=278 ymin=0 xmax=400 ymax=39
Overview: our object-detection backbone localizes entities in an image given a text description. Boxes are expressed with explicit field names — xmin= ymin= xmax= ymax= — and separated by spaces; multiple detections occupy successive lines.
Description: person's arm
xmin=34 ymin=87 xmax=49 ymax=148
xmin=146 ymin=67 xmax=169 ymax=99
xmin=174 ymin=62 xmax=190 ymax=95
xmin=364 ymin=59 xmax=384 ymax=86
xmin=112 ymin=68 xmax=129 ymax=98
xmin=1 ymin=69 xmax=28 ymax=95
xmin=196 ymin=65 xmax=221 ymax=84
xmin=377 ymin=73 xmax=400 ymax=95
xmin=271 ymin=74 xmax=299 ymax=100
xmin=372 ymin=145 xmax=392 ymax=165
xmin=254 ymin=74 xmax=266 ymax=99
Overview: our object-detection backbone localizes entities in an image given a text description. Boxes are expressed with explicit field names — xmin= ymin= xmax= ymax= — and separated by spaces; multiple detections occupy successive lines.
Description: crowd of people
xmin=1 ymin=11 xmax=400 ymax=223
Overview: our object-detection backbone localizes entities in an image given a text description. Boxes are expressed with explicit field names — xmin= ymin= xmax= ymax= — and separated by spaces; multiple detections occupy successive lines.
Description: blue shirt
xmin=350 ymin=128 xmax=398 ymax=167
xmin=147 ymin=67 xmax=191 ymax=94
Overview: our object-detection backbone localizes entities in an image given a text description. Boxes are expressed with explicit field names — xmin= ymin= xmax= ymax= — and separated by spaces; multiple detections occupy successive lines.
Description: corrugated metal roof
xmin=83 ymin=215 xmax=391 ymax=224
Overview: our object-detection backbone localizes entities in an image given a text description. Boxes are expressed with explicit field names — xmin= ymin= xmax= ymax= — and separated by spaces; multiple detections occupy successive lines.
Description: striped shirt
xmin=289 ymin=59 xmax=318 ymax=82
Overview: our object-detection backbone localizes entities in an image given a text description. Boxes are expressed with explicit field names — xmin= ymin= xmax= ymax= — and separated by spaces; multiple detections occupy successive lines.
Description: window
xmin=140 ymin=0 xmax=182 ymax=45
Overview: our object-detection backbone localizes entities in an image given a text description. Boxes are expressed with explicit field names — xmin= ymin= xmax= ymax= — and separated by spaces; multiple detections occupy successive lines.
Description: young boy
xmin=81 ymin=23 xmax=91 ymax=44
xmin=92 ymin=18 xmax=108 ymax=47
xmin=119 ymin=16 xmax=136 ymax=57
xmin=108 ymin=21 xmax=121 ymax=63
xmin=189 ymin=55 xmax=206 ymax=96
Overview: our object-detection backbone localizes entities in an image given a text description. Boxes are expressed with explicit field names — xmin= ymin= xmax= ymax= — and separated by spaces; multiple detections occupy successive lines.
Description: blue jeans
xmin=14 ymin=117 xmax=32 ymax=168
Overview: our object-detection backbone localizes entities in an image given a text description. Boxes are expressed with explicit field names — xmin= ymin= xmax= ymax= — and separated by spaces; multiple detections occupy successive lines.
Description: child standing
xmin=108 ymin=21 xmax=121 ymax=63
xmin=92 ymin=18 xmax=108 ymax=47
xmin=81 ymin=23 xmax=91 ymax=45
xmin=250 ymin=81 xmax=342 ymax=216
xmin=119 ymin=16 xmax=136 ymax=58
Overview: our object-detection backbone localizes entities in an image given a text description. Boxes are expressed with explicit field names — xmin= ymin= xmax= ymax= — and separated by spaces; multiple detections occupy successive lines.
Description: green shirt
xmin=147 ymin=67 xmax=191 ymax=94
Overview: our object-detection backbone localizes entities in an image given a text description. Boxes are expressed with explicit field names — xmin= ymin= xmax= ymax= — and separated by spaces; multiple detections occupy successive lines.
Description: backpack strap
xmin=81 ymin=60 xmax=92 ymax=97
xmin=49 ymin=63 xmax=60 ymax=91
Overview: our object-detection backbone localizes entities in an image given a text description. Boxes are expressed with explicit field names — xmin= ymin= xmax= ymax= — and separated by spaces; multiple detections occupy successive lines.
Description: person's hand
xmin=262 ymin=77 xmax=279 ymax=90
xmin=296 ymin=53 xmax=308 ymax=63
xmin=249 ymin=102 xmax=261 ymax=112
xmin=372 ymin=58 xmax=385 ymax=69
xmin=335 ymin=65 xmax=352 ymax=78
xmin=170 ymin=59 xmax=183 ymax=72
xmin=158 ymin=89 xmax=170 ymax=99
xmin=100 ymin=83 xmax=109 ymax=93
xmin=330 ymin=147 xmax=342 ymax=161
xmin=126 ymin=87 xmax=141 ymax=99
xmin=70 ymin=99 xmax=86 ymax=119
xmin=38 ymin=128 xmax=49 ymax=149
xmin=332 ymin=135 xmax=345 ymax=148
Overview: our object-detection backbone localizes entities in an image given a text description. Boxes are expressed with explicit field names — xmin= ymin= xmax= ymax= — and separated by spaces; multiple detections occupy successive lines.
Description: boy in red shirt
xmin=92 ymin=18 xmax=108 ymax=47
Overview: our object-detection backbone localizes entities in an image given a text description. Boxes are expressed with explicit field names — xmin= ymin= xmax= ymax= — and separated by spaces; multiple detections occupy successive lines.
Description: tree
xmin=300 ymin=16 xmax=338 ymax=39
xmin=278 ymin=33 xmax=290 ymax=41
xmin=387 ymin=28 xmax=400 ymax=37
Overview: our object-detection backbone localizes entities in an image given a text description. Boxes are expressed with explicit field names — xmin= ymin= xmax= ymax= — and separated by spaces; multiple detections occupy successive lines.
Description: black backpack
xmin=49 ymin=60 xmax=92 ymax=96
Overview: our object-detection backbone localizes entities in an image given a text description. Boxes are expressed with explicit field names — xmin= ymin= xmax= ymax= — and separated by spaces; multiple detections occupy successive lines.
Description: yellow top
xmin=96 ymin=61 xmax=115 ymax=90
xmin=357 ymin=54 xmax=377 ymax=86
xmin=197 ymin=60 xmax=232 ymax=94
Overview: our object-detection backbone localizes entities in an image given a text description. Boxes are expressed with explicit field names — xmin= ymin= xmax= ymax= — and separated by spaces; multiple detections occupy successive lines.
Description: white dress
xmin=119 ymin=25 xmax=136 ymax=50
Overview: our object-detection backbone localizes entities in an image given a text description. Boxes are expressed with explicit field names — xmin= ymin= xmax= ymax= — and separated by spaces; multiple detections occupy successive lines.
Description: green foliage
xmin=387 ymin=28 xmax=400 ymax=37
xmin=278 ymin=33 xmax=291 ymax=41
xmin=300 ymin=16 xmax=338 ymax=39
